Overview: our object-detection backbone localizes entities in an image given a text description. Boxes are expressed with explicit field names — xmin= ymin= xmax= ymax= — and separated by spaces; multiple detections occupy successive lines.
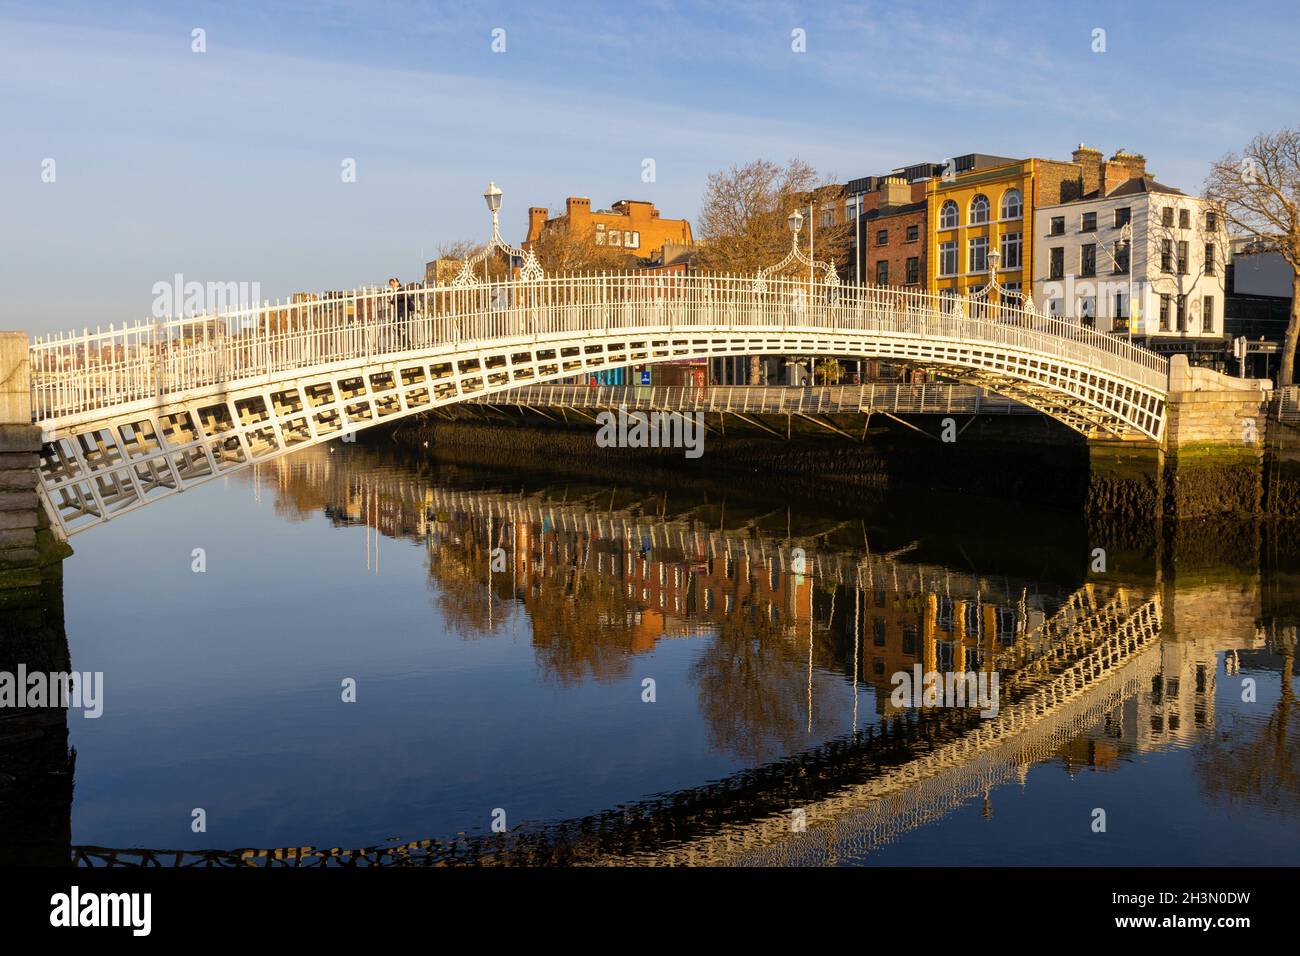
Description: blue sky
xmin=2 ymin=0 xmax=1297 ymax=334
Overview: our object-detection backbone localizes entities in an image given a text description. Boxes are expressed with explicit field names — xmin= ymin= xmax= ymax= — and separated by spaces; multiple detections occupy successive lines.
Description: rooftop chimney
xmin=879 ymin=176 xmax=910 ymax=209
xmin=1072 ymin=144 xmax=1104 ymax=196
xmin=526 ymin=206 xmax=549 ymax=244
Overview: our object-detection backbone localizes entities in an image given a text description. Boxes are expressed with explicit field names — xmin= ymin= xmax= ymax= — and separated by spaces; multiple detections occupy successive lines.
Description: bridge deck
xmin=25 ymin=274 xmax=1171 ymax=536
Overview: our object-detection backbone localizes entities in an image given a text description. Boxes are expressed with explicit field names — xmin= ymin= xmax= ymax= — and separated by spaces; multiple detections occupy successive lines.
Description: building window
xmin=1003 ymin=281 xmax=1022 ymax=303
xmin=906 ymin=256 xmax=919 ymax=284
xmin=875 ymin=260 xmax=889 ymax=284
xmin=1079 ymin=295 xmax=1096 ymax=327
xmin=1049 ymin=247 xmax=1064 ymax=280
xmin=1050 ymin=216 xmax=1065 ymax=236
xmin=846 ymin=200 xmax=857 ymax=221
xmin=1179 ymin=208 xmax=1190 ymax=229
xmin=609 ymin=230 xmax=622 ymax=247
xmin=1159 ymin=294 xmax=1171 ymax=331
xmin=1206 ymin=211 xmax=1218 ymax=231
xmin=906 ymin=224 xmax=919 ymax=242
xmin=1115 ymin=206 xmax=1131 ymax=228
xmin=626 ymin=231 xmax=640 ymax=250
xmin=1204 ymin=242 xmax=1216 ymax=275
xmin=1161 ymin=239 xmax=1173 ymax=272
xmin=1203 ymin=295 xmax=1215 ymax=332
xmin=820 ymin=208 xmax=835 ymax=229
xmin=1177 ymin=240 xmax=1189 ymax=274
xmin=1162 ymin=207 xmax=1174 ymax=227
xmin=1080 ymin=243 xmax=1097 ymax=277
xmin=1175 ymin=294 xmax=1187 ymax=331
xmin=594 ymin=223 xmax=606 ymax=245
xmin=1000 ymin=231 xmax=1022 ymax=269
xmin=876 ymin=229 xmax=888 ymax=245
xmin=1113 ymin=239 xmax=1130 ymax=273
xmin=1081 ymin=211 xmax=1097 ymax=232
xmin=1114 ymin=290 xmax=1128 ymax=318
xmin=969 ymin=194 xmax=990 ymax=225
xmin=1001 ymin=188 xmax=1023 ymax=220
xmin=939 ymin=240 xmax=958 ymax=276
xmin=940 ymin=200 xmax=959 ymax=229
xmin=969 ymin=235 xmax=989 ymax=272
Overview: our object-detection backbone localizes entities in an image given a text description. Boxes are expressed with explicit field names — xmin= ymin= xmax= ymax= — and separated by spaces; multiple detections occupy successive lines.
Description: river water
xmin=34 ymin=440 xmax=1300 ymax=865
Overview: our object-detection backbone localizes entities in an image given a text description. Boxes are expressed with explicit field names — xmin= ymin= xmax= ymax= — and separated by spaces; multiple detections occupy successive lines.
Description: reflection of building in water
xmin=1137 ymin=640 xmax=1220 ymax=747
xmin=1134 ymin=631 xmax=1262 ymax=749
xmin=858 ymin=591 xmax=1044 ymax=716
xmin=1062 ymin=629 xmax=1268 ymax=770
xmin=255 ymin=450 xmax=1062 ymax=705
xmin=475 ymin=515 xmax=816 ymax=650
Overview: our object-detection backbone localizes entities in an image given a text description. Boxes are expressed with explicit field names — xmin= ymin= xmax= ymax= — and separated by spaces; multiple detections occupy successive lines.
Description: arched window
xmin=940 ymin=200 xmax=959 ymax=229
xmin=969 ymin=194 xmax=990 ymax=225
xmin=1001 ymin=188 xmax=1023 ymax=220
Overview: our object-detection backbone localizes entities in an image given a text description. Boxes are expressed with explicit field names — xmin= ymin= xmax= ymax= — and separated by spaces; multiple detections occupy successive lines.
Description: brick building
xmin=524 ymin=197 xmax=693 ymax=262
xmin=859 ymin=177 xmax=929 ymax=289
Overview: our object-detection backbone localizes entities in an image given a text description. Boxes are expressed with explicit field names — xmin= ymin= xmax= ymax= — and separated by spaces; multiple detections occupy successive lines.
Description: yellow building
xmin=926 ymin=159 xmax=1038 ymax=303
xmin=926 ymin=148 xmax=1144 ymax=305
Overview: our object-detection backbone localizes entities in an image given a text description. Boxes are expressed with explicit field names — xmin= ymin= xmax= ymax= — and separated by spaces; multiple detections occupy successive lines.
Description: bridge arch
xmin=28 ymin=273 xmax=1168 ymax=535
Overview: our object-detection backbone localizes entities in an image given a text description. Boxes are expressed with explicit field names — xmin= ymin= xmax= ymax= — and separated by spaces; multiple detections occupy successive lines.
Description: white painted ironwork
xmin=452 ymin=180 xmax=544 ymax=286
xmin=28 ymin=272 xmax=1170 ymax=536
xmin=969 ymin=247 xmax=1032 ymax=311
xmin=753 ymin=208 xmax=839 ymax=293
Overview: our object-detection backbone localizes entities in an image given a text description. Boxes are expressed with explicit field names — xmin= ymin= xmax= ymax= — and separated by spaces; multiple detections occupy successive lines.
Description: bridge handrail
xmin=27 ymin=272 xmax=1169 ymax=423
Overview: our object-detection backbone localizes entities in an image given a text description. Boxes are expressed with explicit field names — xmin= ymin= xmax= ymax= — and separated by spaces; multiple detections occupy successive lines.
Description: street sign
xmin=640 ymin=370 xmax=651 ymax=385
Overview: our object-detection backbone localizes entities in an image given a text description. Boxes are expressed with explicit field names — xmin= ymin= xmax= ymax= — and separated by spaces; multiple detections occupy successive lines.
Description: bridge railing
xmin=28 ymin=272 xmax=1169 ymax=424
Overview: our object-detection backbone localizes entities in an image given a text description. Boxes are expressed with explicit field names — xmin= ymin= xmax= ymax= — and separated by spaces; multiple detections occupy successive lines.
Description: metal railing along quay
xmin=468 ymin=383 xmax=1041 ymax=417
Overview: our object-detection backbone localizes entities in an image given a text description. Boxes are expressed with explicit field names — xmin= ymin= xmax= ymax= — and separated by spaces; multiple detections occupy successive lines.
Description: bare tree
xmin=696 ymin=159 xmax=850 ymax=275
xmin=429 ymin=239 xmax=510 ymax=283
xmin=529 ymin=218 xmax=636 ymax=274
xmin=1204 ymin=128 xmax=1300 ymax=384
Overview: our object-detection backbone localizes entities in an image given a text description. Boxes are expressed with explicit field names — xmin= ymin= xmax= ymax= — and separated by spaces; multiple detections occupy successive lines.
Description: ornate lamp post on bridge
xmin=754 ymin=208 xmax=840 ymax=385
xmin=971 ymin=247 xmax=1035 ymax=318
xmin=753 ymin=208 xmax=839 ymax=294
xmin=451 ymin=181 xmax=545 ymax=287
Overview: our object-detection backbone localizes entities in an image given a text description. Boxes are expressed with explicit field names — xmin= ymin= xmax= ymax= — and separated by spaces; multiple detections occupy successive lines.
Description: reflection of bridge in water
xmin=70 ymin=452 xmax=1168 ymax=866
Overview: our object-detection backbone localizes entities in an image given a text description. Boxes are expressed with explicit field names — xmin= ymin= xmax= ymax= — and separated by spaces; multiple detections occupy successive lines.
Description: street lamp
xmin=483 ymin=181 xmax=503 ymax=233
xmin=788 ymin=209 xmax=804 ymax=237
xmin=451 ymin=180 xmax=544 ymax=286
xmin=1096 ymin=220 xmax=1134 ymax=338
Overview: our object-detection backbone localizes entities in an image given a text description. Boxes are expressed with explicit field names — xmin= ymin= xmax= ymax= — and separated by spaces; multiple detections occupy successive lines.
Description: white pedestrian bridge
xmin=28 ymin=272 xmax=1169 ymax=536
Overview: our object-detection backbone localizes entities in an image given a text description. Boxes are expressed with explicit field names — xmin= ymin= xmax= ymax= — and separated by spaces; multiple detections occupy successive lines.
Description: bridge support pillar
xmin=1 ymin=331 xmax=70 ymax=605
xmin=1161 ymin=355 xmax=1269 ymax=520
xmin=1086 ymin=440 xmax=1163 ymax=580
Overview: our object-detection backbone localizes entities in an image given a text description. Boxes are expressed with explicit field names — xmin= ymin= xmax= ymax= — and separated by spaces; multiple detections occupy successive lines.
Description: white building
xmin=1033 ymin=177 xmax=1228 ymax=349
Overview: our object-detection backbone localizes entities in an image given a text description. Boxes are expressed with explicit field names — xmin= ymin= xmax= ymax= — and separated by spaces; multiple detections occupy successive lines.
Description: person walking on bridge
xmin=388 ymin=277 xmax=411 ymax=350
